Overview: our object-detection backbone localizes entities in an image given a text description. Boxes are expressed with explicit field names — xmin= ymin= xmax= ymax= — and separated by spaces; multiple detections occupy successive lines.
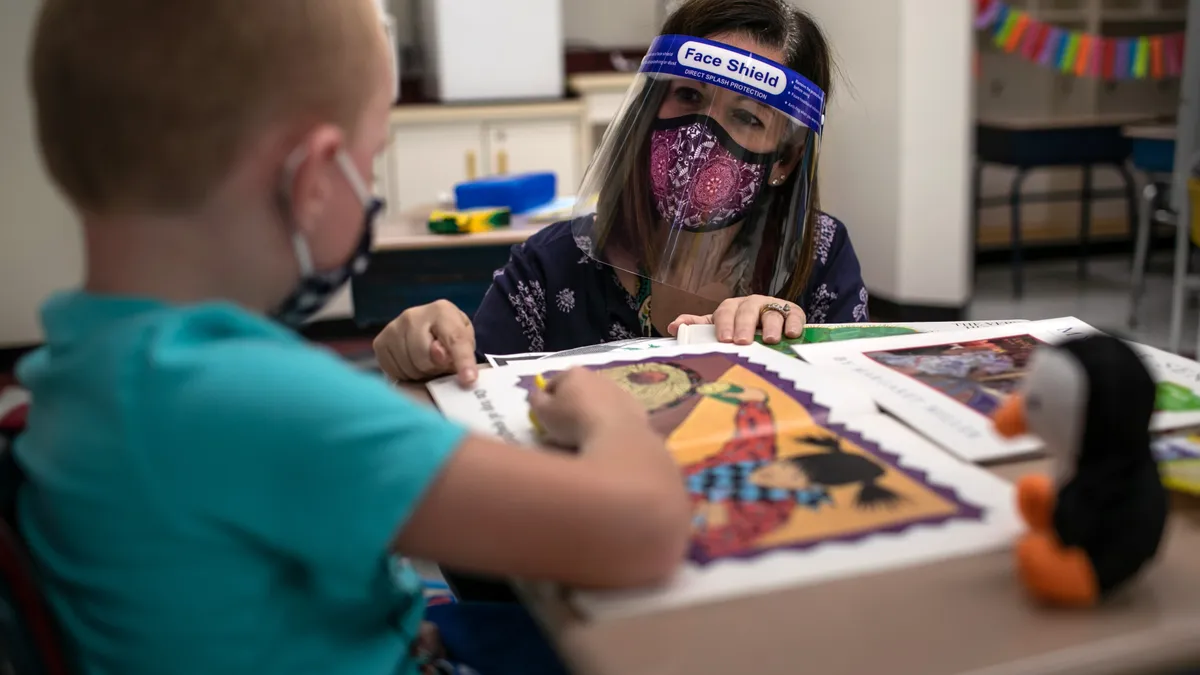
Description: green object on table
xmin=800 ymin=325 xmax=920 ymax=343
xmin=749 ymin=325 xmax=924 ymax=358
xmin=1155 ymin=381 xmax=1200 ymax=412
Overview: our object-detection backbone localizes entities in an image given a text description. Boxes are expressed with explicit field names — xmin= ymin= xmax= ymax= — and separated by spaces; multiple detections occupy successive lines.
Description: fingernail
xmin=719 ymin=331 xmax=733 ymax=342
xmin=465 ymin=367 xmax=478 ymax=381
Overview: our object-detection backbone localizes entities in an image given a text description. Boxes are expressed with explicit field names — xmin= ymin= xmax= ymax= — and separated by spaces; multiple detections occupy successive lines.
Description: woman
xmin=375 ymin=0 xmax=867 ymax=386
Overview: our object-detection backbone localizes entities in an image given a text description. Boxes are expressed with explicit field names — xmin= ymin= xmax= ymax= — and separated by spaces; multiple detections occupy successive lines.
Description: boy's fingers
xmin=432 ymin=321 xmax=478 ymax=385
xmin=405 ymin=330 xmax=438 ymax=376
xmin=375 ymin=342 xmax=405 ymax=381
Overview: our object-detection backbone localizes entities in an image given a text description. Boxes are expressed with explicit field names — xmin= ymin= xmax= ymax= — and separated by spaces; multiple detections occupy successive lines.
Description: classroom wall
xmin=388 ymin=0 xmax=662 ymax=50
xmin=800 ymin=0 xmax=973 ymax=308
xmin=0 ymin=1 xmax=84 ymax=347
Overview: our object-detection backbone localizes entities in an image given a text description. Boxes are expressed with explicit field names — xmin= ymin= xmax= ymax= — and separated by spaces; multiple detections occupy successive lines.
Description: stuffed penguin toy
xmin=992 ymin=334 xmax=1168 ymax=607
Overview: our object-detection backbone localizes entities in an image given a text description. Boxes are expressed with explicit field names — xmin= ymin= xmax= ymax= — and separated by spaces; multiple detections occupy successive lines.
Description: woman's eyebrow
xmin=735 ymin=95 xmax=772 ymax=111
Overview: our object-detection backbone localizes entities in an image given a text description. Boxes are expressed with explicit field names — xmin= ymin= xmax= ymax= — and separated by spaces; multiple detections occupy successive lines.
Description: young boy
xmin=18 ymin=1 xmax=691 ymax=674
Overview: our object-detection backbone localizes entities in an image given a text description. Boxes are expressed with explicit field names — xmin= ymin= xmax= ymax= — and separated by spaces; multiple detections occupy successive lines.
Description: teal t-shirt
xmin=14 ymin=292 xmax=467 ymax=675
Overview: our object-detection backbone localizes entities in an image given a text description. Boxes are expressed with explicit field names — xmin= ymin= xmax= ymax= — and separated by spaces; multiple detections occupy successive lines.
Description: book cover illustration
xmin=794 ymin=318 xmax=1200 ymax=463
xmin=1152 ymin=427 xmax=1200 ymax=495
xmin=428 ymin=344 xmax=1020 ymax=619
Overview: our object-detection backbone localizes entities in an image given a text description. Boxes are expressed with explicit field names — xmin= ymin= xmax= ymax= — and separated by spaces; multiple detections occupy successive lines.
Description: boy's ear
xmin=284 ymin=125 xmax=347 ymax=235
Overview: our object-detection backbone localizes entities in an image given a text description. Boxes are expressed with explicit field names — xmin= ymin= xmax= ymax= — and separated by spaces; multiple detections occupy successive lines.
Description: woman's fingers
xmin=731 ymin=296 xmax=768 ymax=345
xmin=784 ymin=305 xmax=807 ymax=339
xmin=667 ymin=313 xmax=713 ymax=336
xmin=759 ymin=307 xmax=787 ymax=344
xmin=711 ymin=299 xmax=741 ymax=342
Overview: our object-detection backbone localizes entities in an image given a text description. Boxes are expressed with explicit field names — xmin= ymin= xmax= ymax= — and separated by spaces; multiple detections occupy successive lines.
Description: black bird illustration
xmin=790 ymin=435 xmax=904 ymax=510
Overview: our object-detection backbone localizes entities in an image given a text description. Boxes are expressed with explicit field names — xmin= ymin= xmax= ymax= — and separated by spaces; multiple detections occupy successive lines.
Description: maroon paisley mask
xmin=649 ymin=115 xmax=777 ymax=232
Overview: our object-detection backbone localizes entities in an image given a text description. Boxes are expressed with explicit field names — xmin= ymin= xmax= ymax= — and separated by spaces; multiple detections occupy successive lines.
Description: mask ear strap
xmin=281 ymin=147 xmax=315 ymax=277
xmin=336 ymin=150 xmax=372 ymax=205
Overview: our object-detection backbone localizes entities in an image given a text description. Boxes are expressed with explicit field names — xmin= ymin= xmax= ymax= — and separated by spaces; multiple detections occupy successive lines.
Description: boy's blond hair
xmin=30 ymin=0 xmax=385 ymax=216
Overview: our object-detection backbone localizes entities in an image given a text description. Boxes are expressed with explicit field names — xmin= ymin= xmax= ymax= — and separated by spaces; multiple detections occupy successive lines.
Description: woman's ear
xmin=768 ymin=136 xmax=810 ymax=186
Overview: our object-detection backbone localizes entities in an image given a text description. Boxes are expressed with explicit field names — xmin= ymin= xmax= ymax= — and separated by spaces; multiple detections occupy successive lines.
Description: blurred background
xmin=0 ymin=0 xmax=1196 ymax=363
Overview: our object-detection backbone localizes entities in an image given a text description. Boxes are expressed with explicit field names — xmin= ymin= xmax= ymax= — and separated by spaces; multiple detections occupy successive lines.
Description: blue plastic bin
xmin=454 ymin=172 xmax=557 ymax=215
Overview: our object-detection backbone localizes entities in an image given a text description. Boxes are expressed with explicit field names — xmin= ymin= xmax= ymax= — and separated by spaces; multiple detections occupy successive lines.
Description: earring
xmin=770 ymin=177 xmax=784 ymax=186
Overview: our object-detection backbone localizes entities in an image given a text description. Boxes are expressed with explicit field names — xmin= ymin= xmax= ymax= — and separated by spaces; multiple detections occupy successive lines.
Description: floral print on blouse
xmin=473 ymin=213 xmax=869 ymax=358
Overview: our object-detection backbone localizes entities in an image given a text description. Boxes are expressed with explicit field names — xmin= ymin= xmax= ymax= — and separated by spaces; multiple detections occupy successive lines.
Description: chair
xmin=1129 ymin=177 xmax=1179 ymax=328
xmin=0 ymin=437 xmax=73 ymax=675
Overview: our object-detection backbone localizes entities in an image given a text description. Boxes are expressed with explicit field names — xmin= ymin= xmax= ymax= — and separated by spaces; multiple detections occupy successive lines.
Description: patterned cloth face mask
xmin=273 ymin=149 xmax=385 ymax=327
xmin=649 ymin=114 xmax=777 ymax=233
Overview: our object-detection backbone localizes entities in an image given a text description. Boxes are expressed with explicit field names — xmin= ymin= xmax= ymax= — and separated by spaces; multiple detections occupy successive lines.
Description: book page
xmin=427 ymin=343 xmax=1020 ymax=618
xmin=430 ymin=343 xmax=878 ymax=445
xmin=793 ymin=317 xmax=1200 ymax=462
xmin=676 ymin=320 xmax=1030 ymax=353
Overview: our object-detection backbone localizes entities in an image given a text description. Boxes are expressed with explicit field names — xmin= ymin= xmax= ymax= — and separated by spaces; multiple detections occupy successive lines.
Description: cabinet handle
xmin=465 ymin=151 xmax=478 ymax=181
xmin=497 ymin=150 xmax=509 ymax=175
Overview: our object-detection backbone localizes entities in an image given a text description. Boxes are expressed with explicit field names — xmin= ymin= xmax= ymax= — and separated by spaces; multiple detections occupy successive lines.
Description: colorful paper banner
xmin=976 ymin=0 xmax=1184 ymax=81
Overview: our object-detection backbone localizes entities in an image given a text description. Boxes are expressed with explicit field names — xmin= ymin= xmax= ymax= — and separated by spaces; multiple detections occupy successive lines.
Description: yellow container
xmin=1190 ymin=177 xmax=1200 ymax=248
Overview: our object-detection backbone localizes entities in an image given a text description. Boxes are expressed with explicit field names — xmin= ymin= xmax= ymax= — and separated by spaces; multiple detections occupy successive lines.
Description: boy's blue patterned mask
xmin=273 ymin=150 xmax=385 ymax=327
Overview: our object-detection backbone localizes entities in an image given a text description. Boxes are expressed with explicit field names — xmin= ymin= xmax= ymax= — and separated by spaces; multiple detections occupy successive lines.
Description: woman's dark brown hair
xmin=589 ymin=0 xmax=834 ymax=302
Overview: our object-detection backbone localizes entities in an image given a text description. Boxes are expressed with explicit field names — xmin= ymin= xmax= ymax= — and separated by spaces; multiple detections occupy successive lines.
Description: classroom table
xmin=400 ymin=379 xmax=1200 ymax=675
xmin=352 ymin=206 xmax=555 ymax=325
xmin=974 ymin=115 xmax=1152 ymax=299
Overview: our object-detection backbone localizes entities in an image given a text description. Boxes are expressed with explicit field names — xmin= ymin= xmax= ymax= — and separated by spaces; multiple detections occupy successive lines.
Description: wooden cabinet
xmin=385 ymin=101 xmax=588 ymax=212
xmin=388 ymin=120 xmax=486 ymax=211
xmin=484 ymin=117 xmax=582 ymax=196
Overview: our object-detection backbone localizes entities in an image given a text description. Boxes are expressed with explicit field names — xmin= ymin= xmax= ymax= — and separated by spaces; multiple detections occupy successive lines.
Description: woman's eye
xmin=732 ymin=108 xmax=764 ymax=128
xmin=673 ymin=87 xmax=703 ymax=105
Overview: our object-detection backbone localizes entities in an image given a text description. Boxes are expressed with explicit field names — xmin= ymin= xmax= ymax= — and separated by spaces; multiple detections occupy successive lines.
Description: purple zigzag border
xmin=517 ymin=352 xmax=987 ymax=566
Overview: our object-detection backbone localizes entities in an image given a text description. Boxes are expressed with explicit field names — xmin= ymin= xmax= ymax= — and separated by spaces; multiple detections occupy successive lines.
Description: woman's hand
xmin=667 ymin=295 xmax=806 ymax=345
xmin=373 ymin=300 xmax=478 ymax=386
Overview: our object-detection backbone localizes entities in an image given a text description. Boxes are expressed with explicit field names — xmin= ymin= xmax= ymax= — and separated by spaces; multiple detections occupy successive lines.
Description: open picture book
xmin=789 ymin=317 xmax=1200 ymax=463
xmin=428 ymin=343 xmax=1022 ymax=619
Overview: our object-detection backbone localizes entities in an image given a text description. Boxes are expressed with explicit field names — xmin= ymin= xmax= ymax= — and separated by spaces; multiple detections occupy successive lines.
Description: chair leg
xmin=1079 ymin=164 xmax=1093 ymax=280
xmin=972 ymin=161 xmax=983 ymax=284
xmin=1011 ymin=169 xmax=1029 ymax=299
xmin=1170 ymin=192 xmax=1191 ymax=354
xmin=1129 ymin=182 xmax=1158 ymax=327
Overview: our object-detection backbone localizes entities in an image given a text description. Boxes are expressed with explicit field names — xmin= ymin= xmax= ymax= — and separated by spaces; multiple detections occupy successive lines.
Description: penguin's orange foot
xmin=1016 ymin=474 xmax=1055 ymax=532
xmin=1015 ymin=532 xmax=1099 ymax=608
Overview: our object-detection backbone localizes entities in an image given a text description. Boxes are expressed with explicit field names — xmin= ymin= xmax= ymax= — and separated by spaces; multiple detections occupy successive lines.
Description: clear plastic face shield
xmin=572 ymin=34 xmax=826 ymax=329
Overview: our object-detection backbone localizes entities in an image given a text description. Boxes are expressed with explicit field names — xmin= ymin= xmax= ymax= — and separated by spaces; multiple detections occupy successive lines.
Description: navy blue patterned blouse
xmin=473 ymin=212 xmax=869 ymax=357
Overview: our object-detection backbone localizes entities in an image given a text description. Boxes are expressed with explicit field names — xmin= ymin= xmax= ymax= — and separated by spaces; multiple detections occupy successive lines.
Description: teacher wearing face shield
xmin=374 ymin=0 xmax=868 ymax=384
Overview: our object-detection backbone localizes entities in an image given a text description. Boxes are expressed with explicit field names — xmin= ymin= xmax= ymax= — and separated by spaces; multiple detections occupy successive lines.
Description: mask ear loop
xmin=280 ymin=147 xmax=315 ymax=277
xmin=335 ymin=150 xmax=373 ymax=206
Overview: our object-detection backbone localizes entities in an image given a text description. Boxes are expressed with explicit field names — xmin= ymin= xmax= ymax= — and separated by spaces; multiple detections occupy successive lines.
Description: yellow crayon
xmin=529 ymin=373 xmax=548 ymax=434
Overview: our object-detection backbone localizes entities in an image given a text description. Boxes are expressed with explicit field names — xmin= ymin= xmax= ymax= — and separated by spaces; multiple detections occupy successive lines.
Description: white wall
xmin=0 ymin=1 xmax=84 ymax=347
xmin=801 ymin=0 xmax=972 ymax=308
xmin=391 ymin=0 xmax=660 ymax=49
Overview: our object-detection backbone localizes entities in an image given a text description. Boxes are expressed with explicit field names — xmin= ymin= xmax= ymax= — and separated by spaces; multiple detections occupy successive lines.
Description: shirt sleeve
xmin=473 ymin=241 xmax=549 ymax=358
xmin=802 ymin=215 xmax=870 ymax=324
xmin=153 ymin=342 xmax=467 ymax=601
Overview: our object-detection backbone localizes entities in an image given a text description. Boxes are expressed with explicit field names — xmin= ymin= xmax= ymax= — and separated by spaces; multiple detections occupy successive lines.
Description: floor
xmin=970 ymin=253 xmax=1196 ymax=356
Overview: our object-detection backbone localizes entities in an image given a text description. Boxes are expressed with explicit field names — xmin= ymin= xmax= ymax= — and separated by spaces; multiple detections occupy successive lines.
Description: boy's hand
xmin=529 ymin=368 xmax=650 ymax=448
xmin=374 ymin=301 xmax=478 ymax=386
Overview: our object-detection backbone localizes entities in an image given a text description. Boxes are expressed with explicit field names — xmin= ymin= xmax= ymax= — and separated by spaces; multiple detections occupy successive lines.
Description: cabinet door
xmin=485 ymin=118 xmax=583 ymax=196
xmin=388 ymin=121 xmax=486 ymax=211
